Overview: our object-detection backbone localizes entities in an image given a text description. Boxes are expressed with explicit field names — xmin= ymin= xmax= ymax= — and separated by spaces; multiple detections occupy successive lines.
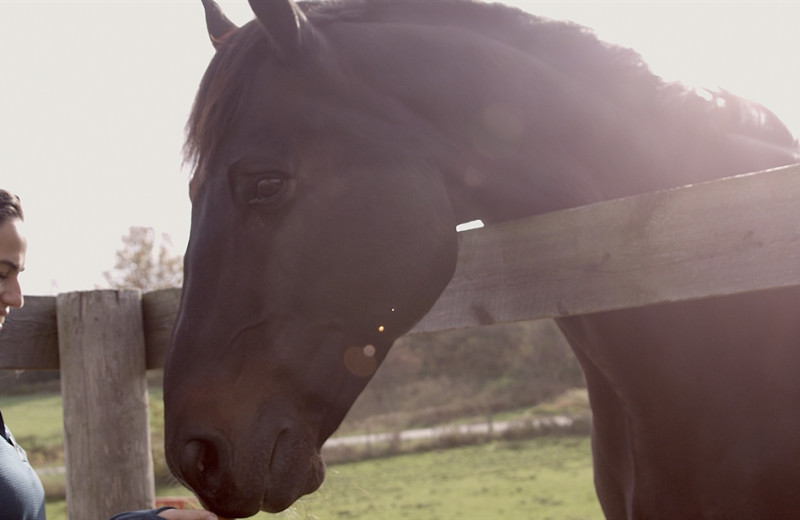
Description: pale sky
xmin=2 ymin=1 xmax=798 ymax=296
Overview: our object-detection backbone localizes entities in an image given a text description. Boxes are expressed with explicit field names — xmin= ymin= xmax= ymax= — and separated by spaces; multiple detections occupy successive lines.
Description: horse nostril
xmin=181 ymin=436 xmax=225 ymax=492
xmin=186 ymin=438 xmax=218 ymax=474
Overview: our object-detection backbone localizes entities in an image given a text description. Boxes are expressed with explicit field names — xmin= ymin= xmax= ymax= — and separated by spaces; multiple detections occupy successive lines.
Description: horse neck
xmin=322 ymin=9 xmax=799 ymax=224
xmin=441 ymin=88 xmax=800 ymax=225
xmin=454 ymin=88 xmax=799 ymax=224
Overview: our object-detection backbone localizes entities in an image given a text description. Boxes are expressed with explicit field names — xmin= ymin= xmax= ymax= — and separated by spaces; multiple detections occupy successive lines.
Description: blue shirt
xmin=0 ymin=413 xmax=46 ymax=520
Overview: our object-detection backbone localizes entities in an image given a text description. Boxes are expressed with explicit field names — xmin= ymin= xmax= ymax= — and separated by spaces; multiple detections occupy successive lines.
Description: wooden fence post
xmin=57 ymin=290 xmax=155 ymax=519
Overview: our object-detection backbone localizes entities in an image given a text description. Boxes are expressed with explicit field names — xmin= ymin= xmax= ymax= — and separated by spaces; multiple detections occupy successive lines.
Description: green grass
xmin=0 ymin=393 xmax=64 ymax=445
xmin=157 ymin=436 xmax=603 ymax=520
xmin=2 ymin=388 xmax=601 ymax=519
xmin=45 ymin=499 xmax=68 ymax=520
xmin=0 ymin=393 xmax=65 ymax=468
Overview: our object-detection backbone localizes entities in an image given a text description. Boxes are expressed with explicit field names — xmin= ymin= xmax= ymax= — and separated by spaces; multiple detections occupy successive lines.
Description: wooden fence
xmin=1 ymin=163 xmax=799 ymax=518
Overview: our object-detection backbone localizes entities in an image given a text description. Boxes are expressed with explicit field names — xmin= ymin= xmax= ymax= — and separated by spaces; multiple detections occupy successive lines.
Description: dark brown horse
xmin=163 ymin=1 xmax=800 ymax=517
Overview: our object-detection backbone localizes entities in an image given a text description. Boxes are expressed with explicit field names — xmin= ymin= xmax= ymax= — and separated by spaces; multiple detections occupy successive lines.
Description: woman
xmin=0 ymin=189 xmax=220 ymax=520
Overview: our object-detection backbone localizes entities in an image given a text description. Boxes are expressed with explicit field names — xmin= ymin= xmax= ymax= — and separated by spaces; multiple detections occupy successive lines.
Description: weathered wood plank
xmin=413 ymin=163 xmax=800 ymax=332
xmin=0 ymin=289 xmax=182 ymax=370
xmin=142 ymin=288 xmax=181 ymax=370
xmin=0 ymin=295 xmax=58 ymax=369
xmin=57 ymin=290 xmax=155 ymax=518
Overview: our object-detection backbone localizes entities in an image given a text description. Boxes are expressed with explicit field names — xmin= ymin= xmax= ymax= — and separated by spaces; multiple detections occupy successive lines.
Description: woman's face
xmin=0 ymin=217 xmax=27 ymax=331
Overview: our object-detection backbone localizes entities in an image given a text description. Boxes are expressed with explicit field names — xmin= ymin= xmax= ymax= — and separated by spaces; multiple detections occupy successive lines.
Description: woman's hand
xmin=159 ymin=509 xmax=233 ymax=520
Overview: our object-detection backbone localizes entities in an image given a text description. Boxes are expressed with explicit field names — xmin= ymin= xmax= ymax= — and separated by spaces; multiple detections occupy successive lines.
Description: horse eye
xmin=251 ymin=177 xmax=284 ymax=203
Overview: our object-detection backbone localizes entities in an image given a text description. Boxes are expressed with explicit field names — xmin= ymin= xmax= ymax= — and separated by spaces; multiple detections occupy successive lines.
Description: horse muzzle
xmin=167 ymin=426 xmax=326 ymax=516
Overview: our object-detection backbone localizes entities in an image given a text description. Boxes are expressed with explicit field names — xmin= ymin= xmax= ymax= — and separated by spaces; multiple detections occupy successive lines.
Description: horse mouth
xmin=182 ymin=429 xmax=327 ymax=517
xmin=260 ymin=430 xmax=327 ymax=513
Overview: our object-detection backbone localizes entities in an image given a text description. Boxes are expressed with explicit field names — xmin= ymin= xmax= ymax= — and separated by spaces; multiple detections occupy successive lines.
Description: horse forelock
xmin=185 ymin=21 xmax=273 ymax=199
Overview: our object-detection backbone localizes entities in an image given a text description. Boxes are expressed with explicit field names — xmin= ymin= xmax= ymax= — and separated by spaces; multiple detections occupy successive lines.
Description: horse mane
xmin=185 ymin=0 xmax=797 ymax=193
xmin=310 ymin=0 xmax=655 ymax=91
xmin=661 ymin=85 xmax=797 ymax=147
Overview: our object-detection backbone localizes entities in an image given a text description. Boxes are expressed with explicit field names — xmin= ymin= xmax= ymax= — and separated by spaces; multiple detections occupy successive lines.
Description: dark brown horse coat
xmin=164 ymin=1 xmax=800 ymax=518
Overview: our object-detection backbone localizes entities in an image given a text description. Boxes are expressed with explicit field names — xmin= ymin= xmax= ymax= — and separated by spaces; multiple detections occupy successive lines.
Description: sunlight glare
xmin=456 ymin=220 xmax=484 ymax=232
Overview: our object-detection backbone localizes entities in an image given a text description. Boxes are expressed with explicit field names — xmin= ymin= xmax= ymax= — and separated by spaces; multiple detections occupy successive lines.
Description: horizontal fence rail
xmin=416 ymin=162 xmax=800 ymax=331
xmin=2 ymin=163 xmax=799 ymax=369
xmin=0 ymin=290 xmax=180 ymax=371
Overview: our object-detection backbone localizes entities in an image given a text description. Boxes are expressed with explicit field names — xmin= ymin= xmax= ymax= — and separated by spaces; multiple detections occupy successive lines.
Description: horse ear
xmin=201 ymin=0 xmax=238 ymax=49
xmin=247 ymin=0 xmax=309 ymax=57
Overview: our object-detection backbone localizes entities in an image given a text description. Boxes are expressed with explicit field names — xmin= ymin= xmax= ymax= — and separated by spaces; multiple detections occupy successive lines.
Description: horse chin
xmin=261 ymin=441 xmax=326 ymax=513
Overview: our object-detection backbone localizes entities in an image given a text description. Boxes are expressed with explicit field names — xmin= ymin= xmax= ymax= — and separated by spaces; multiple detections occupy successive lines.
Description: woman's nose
xmin=1 ymin=278 xmax=24 ymax=309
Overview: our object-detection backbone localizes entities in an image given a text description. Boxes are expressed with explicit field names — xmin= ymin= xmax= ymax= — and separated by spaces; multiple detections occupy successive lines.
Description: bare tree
xmin=103 ymin=226 xmax=183 ymax=291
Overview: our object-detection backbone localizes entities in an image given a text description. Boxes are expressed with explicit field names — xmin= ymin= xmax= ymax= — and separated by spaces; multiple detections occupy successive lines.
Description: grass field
xmin=2 ymin=389 xmax=602 ymax=519
xmin=0 ymin=393 xmax=64 ymax=457
xmin=157 ymin=436 xmax=603 ymax=520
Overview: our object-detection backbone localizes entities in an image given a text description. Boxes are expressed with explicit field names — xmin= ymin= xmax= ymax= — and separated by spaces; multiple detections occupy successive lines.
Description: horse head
xmin=164 ymin=0 xmax=459 ymax=515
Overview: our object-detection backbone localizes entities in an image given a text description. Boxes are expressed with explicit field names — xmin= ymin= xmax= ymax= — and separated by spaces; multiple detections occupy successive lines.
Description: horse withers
xmin=164 ymin=0 xmax=800 ymax=518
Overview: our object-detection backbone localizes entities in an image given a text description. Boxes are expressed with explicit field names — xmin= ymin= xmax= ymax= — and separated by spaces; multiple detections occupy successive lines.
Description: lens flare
xmin=343 ymin=345 xmax=378 ymax=377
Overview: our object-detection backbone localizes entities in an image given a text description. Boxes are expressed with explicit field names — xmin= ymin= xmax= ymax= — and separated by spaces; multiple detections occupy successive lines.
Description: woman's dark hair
xmin=0 ymin=189 xmax=24 ymax=223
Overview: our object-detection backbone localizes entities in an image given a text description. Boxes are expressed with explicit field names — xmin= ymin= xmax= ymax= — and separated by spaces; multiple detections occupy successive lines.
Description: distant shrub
xmin=341 ymin=320 xmax=585 ymax=434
